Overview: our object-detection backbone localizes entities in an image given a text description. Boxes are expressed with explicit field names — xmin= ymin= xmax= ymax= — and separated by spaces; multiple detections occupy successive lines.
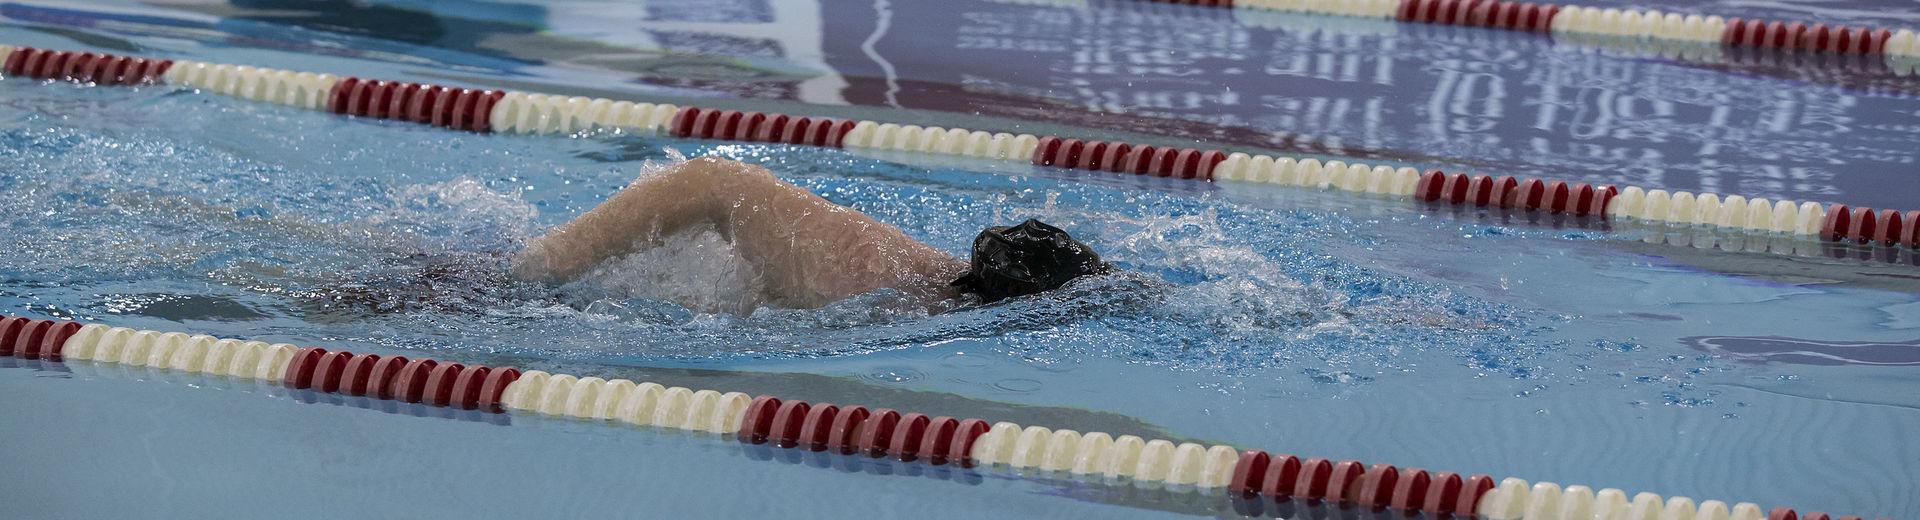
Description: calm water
xmin=2 ymin=0 xmax=1918 ymax=518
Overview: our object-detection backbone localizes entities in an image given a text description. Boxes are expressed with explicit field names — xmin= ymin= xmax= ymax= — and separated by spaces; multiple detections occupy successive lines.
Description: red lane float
xmin=1029 ymin=136 xmax=1227 ymax=180
xmin=326 ymin=77 xmax=503 ymax=133
xmin=0 ymin=316 xmax=82 ymax=361
xmin=1397 ymin=0 xmax=1560 ymax=33
xmin=668 ymin=107 xmax=856 ymax=148
xmin=1413 ymin=170 xmax=1616 ymax=216
xmin=1 ymin=47 xmax=172 ymax=85
xmin=280 ymin=346 xmax=520 ymax=411
xmin=1767 ymin=508 xmax=1892 ymax=520
xmin=474 ymin=367 xmax=521 ymax=412
xmin=1724 ymin=19 xmax=1890 ymax=54
xmin=0 ymin=316 xmax=24 ymax=357
xmin=1822 ymin=205 xmax=1920 ymax=247
xmin=1228 ymin=449 xmax=1492 ymax=515
xmin=734 ymin=396 xmax=990 ymax=467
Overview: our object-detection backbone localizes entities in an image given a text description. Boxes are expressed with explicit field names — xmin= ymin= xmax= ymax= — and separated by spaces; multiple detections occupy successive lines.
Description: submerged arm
xmin=513 ymin=157 xmax=965 ymax=307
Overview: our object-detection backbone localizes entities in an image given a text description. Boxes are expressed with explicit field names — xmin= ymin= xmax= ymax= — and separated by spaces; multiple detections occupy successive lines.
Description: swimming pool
xmin=3 ymin=0 xmax=1919 ymax=517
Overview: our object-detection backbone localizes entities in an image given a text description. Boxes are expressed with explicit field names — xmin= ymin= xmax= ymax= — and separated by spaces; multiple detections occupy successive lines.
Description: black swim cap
xmin=951 ymin=219 xmax=1111 ymax=303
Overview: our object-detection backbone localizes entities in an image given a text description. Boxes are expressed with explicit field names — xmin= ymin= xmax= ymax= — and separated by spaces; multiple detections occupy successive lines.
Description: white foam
xmin=371 ymin=177 xmax=540 ymax=251
xmin=572 ymin=225 xmax=764 ymax=315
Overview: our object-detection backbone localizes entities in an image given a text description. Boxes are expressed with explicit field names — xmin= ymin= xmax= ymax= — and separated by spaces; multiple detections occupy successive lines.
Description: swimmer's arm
xmin=514 ymin=157 xmax=966 ymax=306
xmin=511 ymin=158 xmax=722 ymax=282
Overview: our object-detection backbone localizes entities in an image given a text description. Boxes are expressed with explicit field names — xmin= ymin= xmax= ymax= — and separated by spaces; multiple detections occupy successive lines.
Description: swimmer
xmin=511 ymin=156 xmax=1112 ymax=311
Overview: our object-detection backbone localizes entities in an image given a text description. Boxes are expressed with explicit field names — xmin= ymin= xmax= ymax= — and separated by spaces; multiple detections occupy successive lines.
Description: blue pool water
xmin=3 ymin=0 xmax=1919 ymax=517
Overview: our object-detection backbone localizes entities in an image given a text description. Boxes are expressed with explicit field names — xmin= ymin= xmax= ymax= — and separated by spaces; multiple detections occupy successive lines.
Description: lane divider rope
xmin=1020 ymin=1 xmax=1920 ymax=87
xmin=62 ymin=324 xmax=299 ymax=381
xmin=1475 ymin=477 xmax=1881 ymax=520
xmin=1413 ymin=171 xmax=1614 ymax=216
xmin=0 ymin=316 xmax=83 ymax=360
xmin=1227 ymin=448 xmax=1494 ymax=515
xmin=1398 ymin=0 xmax=1562 ymax=33
xmin=498 ymin=370 xmax=750 ymax=434
xmin=671 ymin=106 xmax=857 ymax=148
xmin=2 ymin=46 xmax=171 ymax=85
xmin=1219 ymin=153 xmax=1421 ymax=195
xmin=491 ymin=92 xmax=680 ymax=135
xmin=1029 ymin=136 xmax=1229 ymax=180
xmin=1010 ymin=1 xmax=1920 ymax=84
xmin=0 ymin=312 xmax=1894 ymax=519
xmin=1822 ymin=205 xmax=1919 ymax=247
xmin=843 ymin=120 xmax=1041 ymax=160
xmin=4 ymin=43 xmax=1920 ymax=267
xmin=735 ymin=396 xmax=992 ymax=467
xmin=162 ymin=61 xmax=338 ymax=110
xmin=324 ymin=77 xmax=504 ymax=133
xmin=968 ymin=420 xmax=1240 ymax=486
xmin=281 ymin=346 xmax=522 ymax=410
xmin=1223 ymin=0 xmax=1920 ymax=66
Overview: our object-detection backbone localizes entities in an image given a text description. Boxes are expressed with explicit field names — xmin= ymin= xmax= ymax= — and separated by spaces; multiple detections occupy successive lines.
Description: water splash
xmin=568 ymin=225 xmax=764 ymax=315
xmin=370 ymin=178 xmax=541 ymax=253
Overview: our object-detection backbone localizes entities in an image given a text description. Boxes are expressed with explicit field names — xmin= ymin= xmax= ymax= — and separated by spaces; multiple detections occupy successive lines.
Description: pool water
xmin=3 ymin=0 xmax=1919 ymax=517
